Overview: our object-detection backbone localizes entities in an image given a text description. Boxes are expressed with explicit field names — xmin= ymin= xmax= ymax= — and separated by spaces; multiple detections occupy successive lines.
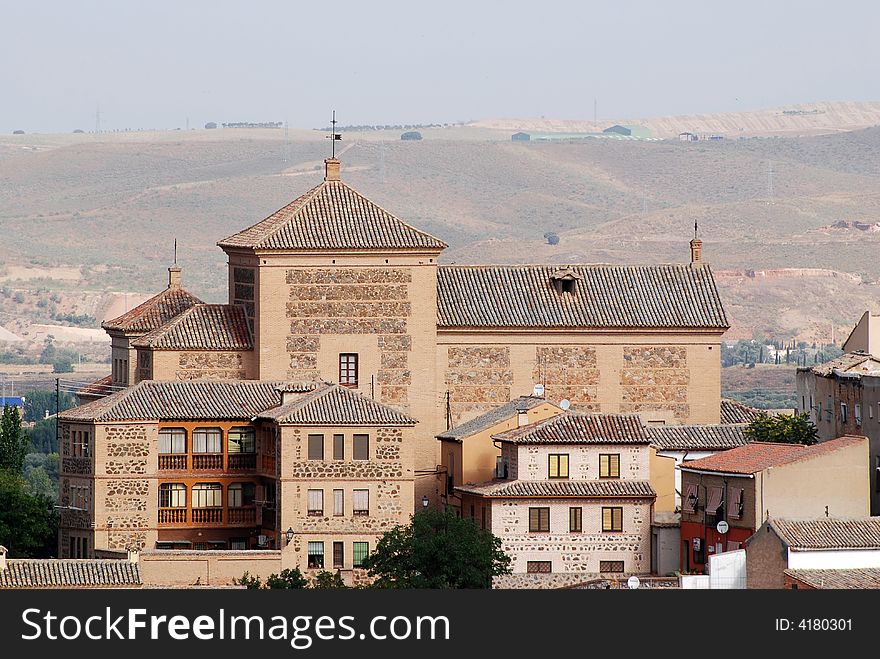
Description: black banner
xmin=0 ymin=589 xmax=870 ymax=655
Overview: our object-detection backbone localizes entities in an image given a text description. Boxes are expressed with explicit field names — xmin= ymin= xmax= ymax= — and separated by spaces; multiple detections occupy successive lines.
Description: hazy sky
xmin=3 ymin=0 xmax=879 ymax=133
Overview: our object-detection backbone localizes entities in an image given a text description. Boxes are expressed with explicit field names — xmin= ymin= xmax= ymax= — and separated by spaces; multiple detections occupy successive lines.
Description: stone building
xmin=456 ymin=413 xmax=656 ymax=583
xmin=74 ymin=156 xmax=729 ymax=558
xmin=57 ymin=379 xmax=416 ymax=581
xmin=679 ymin=436 xmax=870 ymax=574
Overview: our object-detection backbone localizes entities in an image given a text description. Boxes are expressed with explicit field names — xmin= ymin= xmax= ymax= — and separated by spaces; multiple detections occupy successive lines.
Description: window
xmin=307 ymin=542 xmax=324 ymax=569
xmin=228 ymin=483 xmax=255 ymax=507
xmin=560 ymin=279 xmax=576 ymax=294
xmin=230 ymin=539 xmax=247 ymax=551
xmin=353 ymin=489 xmax=369 ymax=515
xmin=333 ymin=489 xmax=344 ymax=516
xmin=802 ymin=396 xmax=806 ymax=412
xmin=706 ymin=487 xmax=724 ymax=517
xmin=308 ymin=434 xmax=324 ymax=460
xmin=193 ymin=428 xmax=222 ymax=453
xmin=527 ymin=561 xmax=552 ymax=574
xmin=339 ymin=353 xmax=358 ymax=386
xmin=728 ymin=488 xmax=744 ymax=519
xmin=353 ymin=434 xmax=369 ymax=461
xmin=333 ymin=434 xmax=344 ymax=460
xmin=159 ymin=483 xmax=186 ymax=508
xmin=682 ymin=484 xmax=699 ymax=514
xmin=569 ymin=507 xmax=582 ymax=533
xmin=548 ymin=454 xmax=569 ymax=479
xmin=307 ymin=489 xmax=324 ymax=516
xmin=353 ymin=542 xmax=369 ymax=568
xmin=599 ymin=454 xmax=621 ymax=479
xmin=856 ymin=403 xmax=862 ymax=425
xmin=333 ymin=542 xmax=344 ymax=569
xmin=871 ymin=404 xmax=875 ymax=420
xmin=228 ymin=427 xmax=255 ymax=454
xmin=481 ymin=506 xmax=487 ymax=530
xmin=192 ymin=483 xmax=222 ymax=508
xmin=601 ymin=507 xmax=623 ymax=532
xmin=841 ymin=402 xmax=848 ymax=423
xmin=528 ymin=507 xmax=550 ymax=532
xmin=599 ymin=561 xmax=625 ymax=573
xmin=159 ymin=428 xmax=186 ymax=454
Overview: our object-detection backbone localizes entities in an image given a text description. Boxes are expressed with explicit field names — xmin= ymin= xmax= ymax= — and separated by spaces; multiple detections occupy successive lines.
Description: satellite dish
xmin=627 ymin=575 xmax=641 ymax=589
xmin=716 ymin=521 xmax=729 ymax=534
xmin=560 ymin=399 xmax=571 ymax=410
xmin=533 ymin=383 xmax=545 ymax=397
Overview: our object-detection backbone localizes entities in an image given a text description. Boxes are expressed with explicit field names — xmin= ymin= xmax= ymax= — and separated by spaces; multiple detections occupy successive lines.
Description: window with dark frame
xmin=227 ymin=427 xmax=255 ymax=454
xmin=548 ymin=453 xmax=569 ymax=479
xmin=333 ymin=434 xmax=344 ymax=460
xmin=339 ymin=353 xmax=358 ymax=387
xmin=353 ymin=434 xmax=369 ymax=461
xmin=308 ymin=434 xmax=324 ymax=460
xmin=353 ymin=542 xmax=369 ymax=568
xmin=569 ymin=506 xmax=583 ymax=533
xmin=527 ymin=561 xmax=552 ymax=574
xmin=159 ymin=428 xmax=186 ymax=454
xmin=307 ymin=542 xmax=324 ymax=569
xmin=599 ymin=561 xmax=624 ymax=573
xmin=159 ymin=483 xmax=186 ymax=508
xmin=727 ymin=488 xmax=744 ymax=519
xmin=333 ymin=541 xmax=344 ymax=569
xmin=192 ymin=483 xmax=222 ymax=508
xmin=599 ymin=453 xmax=620 ymax=479
xmin=333 ymin=489 xmax=344 ymax=516
xmin=528 ymin=507 xmax=550 ymax=532
xmin=601 ymin=506 xmax=623 ymax=532
xmin=193 ymin=428 xmax=222 ymax=453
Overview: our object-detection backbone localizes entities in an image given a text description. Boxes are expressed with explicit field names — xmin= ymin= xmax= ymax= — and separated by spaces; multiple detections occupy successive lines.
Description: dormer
xmin=550 ymin=267 xmax=582 ymax=295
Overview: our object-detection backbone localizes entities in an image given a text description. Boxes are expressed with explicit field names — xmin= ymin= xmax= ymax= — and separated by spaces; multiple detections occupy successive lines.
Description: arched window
xmin=159 ymin=483 xmax=186 ymax=508
xmin=192 ymin=483 xmax=222 ymax=508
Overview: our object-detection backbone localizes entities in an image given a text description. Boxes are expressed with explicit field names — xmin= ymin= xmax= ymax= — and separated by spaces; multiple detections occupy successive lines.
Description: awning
xmin=706 ymin=487 xmax=723 ymax=515
xmin=682 ymin=484 xmax=699 ymax=513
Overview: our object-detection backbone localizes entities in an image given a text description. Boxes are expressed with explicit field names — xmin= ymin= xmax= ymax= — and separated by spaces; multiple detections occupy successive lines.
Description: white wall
xmin=787 ymin=548 xmax=880 ymax=570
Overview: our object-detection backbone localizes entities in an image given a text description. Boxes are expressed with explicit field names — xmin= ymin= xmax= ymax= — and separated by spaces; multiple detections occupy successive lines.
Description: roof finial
xmin=169 ymin=238 xmax=182 ymax=288
xmin=690 ymin=221 xmax=703 ymax=266
xmin=326 ymin=110 xmax=342 ymax=159
xmin=324 ymin=110 xmax=343 ymax=181
xmin=173 ymin=238 xmax=178 ymax=265
xmin=694 ymin=220 xmax=698 ymax=241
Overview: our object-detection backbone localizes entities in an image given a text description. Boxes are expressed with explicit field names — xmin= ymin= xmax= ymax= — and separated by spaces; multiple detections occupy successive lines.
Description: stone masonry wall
xmin=533 ymin=346 xmax=600 ymax=411
xmin=446 ymin=346 xmax=512 ymax=422
xmin=103 ymin=424 xmax=151 ymax=551
xmin=175 ymin=351 xmax=248 ymax=380
xmin=619 ymin=346 xmax=690 ymax=422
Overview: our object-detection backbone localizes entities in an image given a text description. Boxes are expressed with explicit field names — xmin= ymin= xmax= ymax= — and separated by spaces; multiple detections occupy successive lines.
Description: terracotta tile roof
xmin=436 ymin=264 xmax=728 ymax=329
xmin=76 ymin=374 xmax=114 ymax=399
xmin=0 ymin=559 xmax=141 ymax=588
xmin=784 ymin=568 xmax=880 ymax=589
xmin=720 ymin=398 xmax=763 ymax=424
xmin=771 ymin=517 xmax=880 ymax=550
xmin=102 ymin=286 xmax=202 ymax=333
xmin=217 ymin=177 xmax=447 ymax=252
xmin=492 ymin=413 xmax=650 ymax=444
xmin=456 ymin=479 xmax=656 ymax=498
xmin=808 ymin=351 xmax=880 ymax=377
xmin=131 ymin=304 xmax=252 ymax=350
xmin=257 ymin=383 xmax=417 ymax=426
xmin=679 ymin=436 xmax=867 ymax=475
xmin=649 ymin=424 xmax=750 ymax=451
xmin=60 ymin=380 xmax=290 ymax=422
xmin=436 ymin=396 xmax=555 ymax=440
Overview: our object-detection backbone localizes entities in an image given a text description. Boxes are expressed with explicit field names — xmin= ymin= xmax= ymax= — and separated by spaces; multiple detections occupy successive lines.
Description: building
xmin=745 ymin=517 xmax=880 ymax=588
xmin=842 ymin=310 xmax=880 ymax=354
xmin=796 ymin=350 xmax=880 ymax=512
xmin=511 ymin=132 xmax=530 ymax=141
xmin=437 ymin=396 xmax=564 ymax=510
xmin=0 ymin=545 xmax=141 ymax=588
xmin=0 ymin=396 xmax=25 ymax=414
xmin=678 ymin=132 xmax=698 ymax=142
xmin=456 ymin=413 xmax=656 ymax=585
xmin=57 ymin=379 xmax=416 ymax=581
xmin=679 ymin=436 xmax=870 ymax=573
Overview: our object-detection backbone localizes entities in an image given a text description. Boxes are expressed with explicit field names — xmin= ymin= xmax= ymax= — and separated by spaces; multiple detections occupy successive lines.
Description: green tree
xmin=27 ymin=419 xmax=58 ymax=453
xmin=0 ymin=405 xmax=28 ymax=473
xmin=362 ymin=508 xmax=511 ymax=588
xmin=313 ymin=570 xmax=347 ymax=589
xmin=235 ymin=572 xmax=263 ymax=589
xmin=265 ymin=568 xmax=309 ymax=589
xmin=745 ymin=412 xmax=818 ymax=445
xmin=0 ymin=470 xmax=57 ymax=557
xmin=23 ymin=388 xmax=76 ymax=422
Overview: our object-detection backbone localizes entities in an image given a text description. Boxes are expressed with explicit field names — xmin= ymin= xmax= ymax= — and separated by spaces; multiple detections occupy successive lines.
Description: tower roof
xmin=218 ymin=159 xmax=447 ymax=252
xmin=102 ymin=286 xmax=202 ymax=334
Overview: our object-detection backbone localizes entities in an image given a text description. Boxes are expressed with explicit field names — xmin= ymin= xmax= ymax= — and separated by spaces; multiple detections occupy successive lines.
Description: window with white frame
xmin=353 ymin=489 xmax=369 ymax=515
xmin=159 ymin=428 xmax=186 ymax=454
xmin=307 ymin=489 xmax=324 ymax=516
xmin=193 ymin=428 xmax=222 ymax=453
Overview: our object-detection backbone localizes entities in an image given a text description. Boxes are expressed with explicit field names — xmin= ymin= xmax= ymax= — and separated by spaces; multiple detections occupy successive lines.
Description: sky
xmin=2 ymin=0 xmax=879 ymax=133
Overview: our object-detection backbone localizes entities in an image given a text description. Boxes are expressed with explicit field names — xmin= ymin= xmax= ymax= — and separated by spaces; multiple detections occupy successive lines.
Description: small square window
xmin=308 ymin=434 xmax=324 ymax=460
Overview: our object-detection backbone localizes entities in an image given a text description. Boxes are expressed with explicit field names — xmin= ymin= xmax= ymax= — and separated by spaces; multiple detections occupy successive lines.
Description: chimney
xmin=516 ymin=407 xmax=530 ymax=427
xmin=0 ymin=545 xmax=7 ymax=572
xmin=324 ymin=158 xmax=341 ymax=182
xmin=690 ymin=237 xmax=703 ymax=265
xmin=168 ymin=265 xmax=182 ymax=289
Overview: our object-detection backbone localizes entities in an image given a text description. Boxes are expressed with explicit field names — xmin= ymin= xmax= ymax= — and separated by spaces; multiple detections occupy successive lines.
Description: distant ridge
xmin=473 ymin=101 xmax=880 ymax=138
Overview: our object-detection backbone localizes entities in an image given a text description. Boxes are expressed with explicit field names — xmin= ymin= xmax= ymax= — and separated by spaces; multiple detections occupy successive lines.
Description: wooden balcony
xmin=261 ymin=454 xmax=276 ymax=473
xmin=159 ymin=454 xmax=187 ymax=470
xmin=192 ymin=508 xmax=223 ymax=524
xmin=192 ymin=453 xmax=224 ymax=470
xmin=158 ymin=508 xmax=187 ymax=525
xmin=228 ymin=453 xmax=256 ymax=471
xmin=227 ymin=506 xmax=257 ymax=525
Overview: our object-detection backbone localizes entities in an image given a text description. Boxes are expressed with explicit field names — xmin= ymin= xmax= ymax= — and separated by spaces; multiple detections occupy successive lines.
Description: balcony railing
xmin=192 ymin=508 xmax=223 ymax=524
xmin=228 ymin=453 xmax=256 ymax=470
xmin=192 ymin=453 xmax=224 ymax=470
xmin=158 ymin=508 xmax=187 ymax=525
xmin=159 ymin=454 xmax=187 ymax=470
xmin=227 ymin=507 xmax=256 ymax=525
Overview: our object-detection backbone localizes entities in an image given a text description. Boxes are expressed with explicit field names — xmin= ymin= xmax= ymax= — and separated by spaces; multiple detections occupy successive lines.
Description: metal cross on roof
xmin=326 ymin=110 xmax=342 ymax=158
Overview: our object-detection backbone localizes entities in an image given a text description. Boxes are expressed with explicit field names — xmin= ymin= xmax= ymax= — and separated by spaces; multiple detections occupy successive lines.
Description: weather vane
xmin=326 ymin=110 xmax=342 ymax=158
xmin=694 ymin=220 xmax=698 ymax=240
